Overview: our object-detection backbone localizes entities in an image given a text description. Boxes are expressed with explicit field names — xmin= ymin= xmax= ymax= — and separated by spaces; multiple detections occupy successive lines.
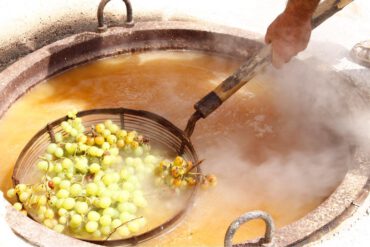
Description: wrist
xmin=284 ymin=0 xmax=319 ymax=22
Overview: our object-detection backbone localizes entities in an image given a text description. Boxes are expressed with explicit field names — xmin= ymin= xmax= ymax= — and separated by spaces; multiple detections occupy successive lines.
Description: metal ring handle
xmin=224 ymin=211 xmax=275 ymax=247
xmin=97 ymin=0 xmax=134 ymax=32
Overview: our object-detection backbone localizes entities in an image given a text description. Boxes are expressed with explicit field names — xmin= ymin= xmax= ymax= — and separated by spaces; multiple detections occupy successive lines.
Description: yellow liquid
xmin=0 ymin=51 xmax=346 ymax=246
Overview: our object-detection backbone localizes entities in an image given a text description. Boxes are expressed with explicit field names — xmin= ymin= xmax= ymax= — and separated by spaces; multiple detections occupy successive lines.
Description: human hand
xmin=265 ymin=11 xmax=312 ymax=68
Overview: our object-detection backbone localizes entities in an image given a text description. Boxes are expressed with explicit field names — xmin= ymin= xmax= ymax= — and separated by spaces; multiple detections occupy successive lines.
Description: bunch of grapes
xmin=6 ymin=110 xmax=156 ymax=240
xmin=154 ymin=156 xmax=217 ymax=189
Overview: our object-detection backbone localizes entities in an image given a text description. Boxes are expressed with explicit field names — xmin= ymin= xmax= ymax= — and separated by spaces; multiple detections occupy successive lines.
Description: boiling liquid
xmin=0 ymin=51 xmax=346 ymax=246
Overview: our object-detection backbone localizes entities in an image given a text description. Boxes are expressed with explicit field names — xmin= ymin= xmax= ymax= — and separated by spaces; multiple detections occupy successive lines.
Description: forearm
xmin=285 ymin=0 xmax=320 ymax=20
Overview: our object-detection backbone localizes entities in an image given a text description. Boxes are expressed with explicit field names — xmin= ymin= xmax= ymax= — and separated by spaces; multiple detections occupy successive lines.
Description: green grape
xmin=43 ymin=219 xmax=55 ymax=229
xmin=53 ymin=224 xmax=65 ymax=233
xmin=87 ymin=211 xmax=101 ymax=222
xmin=99 ymin=215 xmax=112 ymax=226
xmin=19 ymin=191 xmax=30 ymax=203
xmin=101 ymin=142 xmax=110 ymax=151
xmin=102 ymin=129 xmax=111 ymax=138
xmin=70 ymin=184 xmax=82 ymax=197
xmin=70 ymin=129 xmax=78 ymax=137
xmin=102 ymin=174 xmax=115 ymax=186
xmin=86 ymin=183 xmax=98 ymax=196
xmin=116 ymin=190 xmax=130 ymax=203
xmin=55 ymin=132 xmax=63 ymax=143
xmin=102 ymin=155 xmax=114 ymax=167
xmin=47 ymin=143 xmax=58 ymax=154
xmin=108 ymin=124 xmax=119 ymax=134
xmin=95 ymin=123 xmax=105 ymax=133
xmin=103 ymin=207 xmax=118 ymax=218
xmin=48 ymin=196 xmax=58 ymax=206
xmin=6 ymin=188 xmax=16 ymax=198
xmin=13 ymin=202 xmax=22 ymax=211
xmin=107 ymin=135 xmax=117 ymax=144
xmin=56 ymin=199 xmax=65 ymax=208
xmin=99 ymin=197 xmax=111 ymax=209
xmin=111 ymin=219 xmax=122 ymax=229
xmin=62 ymin=197 xmax=75 ymax=210
xmin=37 ymin=206 xmax=47 ymax=215
xmin=44 ymin=153 xmax=54 ymax=161
xmin=54 ymin=147 xmax=64 ymax=158
xmin=117 ymin=130 xmax=127 ymax=139
xmin=75 ymin=158 xmax=88 ymax=173
xmin=58 ymin=208 xmax=68 ymax=216
xmin=54 ymin=163 xmax=63 ymax=173
xmin=100 ymin=225 xmax=111 ymax=236
xmin=117 ymin=202 xmax=137 ymax=214
xmin=45 ymin=208 xmax=55 ymax=219
xmin=85 ymin=221 xmax=99 ymax=233
xmin=92 ymin=230 xmax=102 ymax=238
xmin=15 ymin=184 xmax=27 ymax=192
xmin=62 ymin=158 xmax=73 ymax=169
xmin=127 ymin=221 xmax=140 ymax=233
xmin=112 ymin=173 xmax=120 ymax=183
xmin=75 ymin=201 xmax=88 ymax=214
xmin=65 ymin=143 xmax=76 ymax=154
xmin=118 ymin=225 xmax=130 ymax=237
xmin=134 ymin=147 xmax=144 ymax=157
xmin=52 ymin=176 xmax=62 ymax=185
xmin=59 ymin=180 xmax=71 ymax=189
xmin=119 ymin=212 xmax=135 ymax=222
xmin=58 ymin=216 xmax=67 ymax=225
xmin=70 ymin=214 xmax=83 ymax=228
xmin=104 ymin=120 xmax=113 ymax=128
xmin=37 ymin=160 xmax=49 ymax=172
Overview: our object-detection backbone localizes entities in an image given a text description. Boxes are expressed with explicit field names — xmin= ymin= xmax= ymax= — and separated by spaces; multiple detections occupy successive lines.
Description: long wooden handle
xmin=194 ymin=0 xmax=354 ymax=118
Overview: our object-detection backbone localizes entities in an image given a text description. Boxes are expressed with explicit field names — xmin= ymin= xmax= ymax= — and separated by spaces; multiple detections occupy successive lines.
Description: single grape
xmin=86 ymin=183 xmax=98 ymax=196
xmin=103 ymin=207 xmax=118 ymax=218
xmin=19 ymin=191 xmax=30 ymax=203
xmin=53 ymin=224 xmax=65 ymax=233
xmin=95 ymin=123 xmax=105 ymax=133
xmin=75 ymin=201 xmax=88 ymax=214
xmin=70 ymin=214 xmax=83 ymax=228
xmin=54 ymin=147 xmax=64 ymax=158
xmin=87 ymin=211 xmax=101 ymax=222
xmin=70 ymin=183 xmax=82 ymax=197
xmin=116 ymin=190 xmax=130 ymax=203
xmin=100 ymin=225 xmax=112 ymax=236
xmin=6 ymin=188 xmax=16 ymax=198
xmin=117 ymin=130 xmax=127 ymax=139
xmin=99 ymin=197 xmax=111 ymax=209
xmin=15 ymin=184 xmax=27 ymax=192
xmin=47 ymin=143 xmax=58 ymax=154
xmin=58 ymin=208 xmax=68 ymax=217
xmin=144 ymin=155 xmax=157 ymax=165
xmin=62 ymin=158 xmax=73 ymax=169
xmin=55 ymin=132 xmax=63 ymax=143
xmin=127 ymin=221 xmax=140 ymax=233
xmin=43 ymin=219 xmax=55 ymax=229
xmin=45 ymin=208 xmax=55 ymax=219
xmin=62 ymin=197 xmax=75 ymax=210
xmin=119 ymin=212 xmax=135 ymax=222
xmin=58 ymin=216 xmax=67 ymax=225
xmin=85 ymin=221 xmax=99 ymax=233
xmin=94 ymin=136 xmax=105 ymax=146
xmin=118 ymin=225 xmax=130 ymax=237
xmin=59 ymin=180 xmax=71 ymax=189
xmin=111 ymin=219 xmax=122 ymax=229
xmin=101 ymin=142 xmax=110 ymax=151
xmin=37 ymin=160 xmax=49 ymax=172
xmin=13 ymin=202 xmax=23 ymax=211
xmin=134 ymin=147 xmax=144 ymax=157
xmin=99 ymin=215 xmax=112 ymax=226
xmin=117 ymin=139 xmax=125 ymax=148
xmin=108 ymin=124 xmax=119 ymax=134
xmin=92 ymin=230 xmax=102 ymax=238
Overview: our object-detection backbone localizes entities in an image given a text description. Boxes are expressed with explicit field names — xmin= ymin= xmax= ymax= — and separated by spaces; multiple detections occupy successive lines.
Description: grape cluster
xmin=154 ymin=156 xmax=217 ymax=189
xmin=7 ymin=111 xmax=155 ymax=240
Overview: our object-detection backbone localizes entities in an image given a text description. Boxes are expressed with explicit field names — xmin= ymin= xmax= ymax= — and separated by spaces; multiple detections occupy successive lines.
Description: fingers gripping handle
xmin=193 ymin=0 xmax=354 ymax=119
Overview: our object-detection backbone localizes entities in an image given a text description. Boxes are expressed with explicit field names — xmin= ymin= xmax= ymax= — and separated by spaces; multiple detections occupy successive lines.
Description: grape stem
xmin=185 ymin=159 xmax=205 ymax=174
xmin=105 ymin=216 xmax=144 ymax=240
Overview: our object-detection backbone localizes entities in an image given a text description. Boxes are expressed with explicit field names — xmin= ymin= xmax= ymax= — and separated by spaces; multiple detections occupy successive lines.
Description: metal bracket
xmin=224 ymin=210 xmax=275 ymax=247
xmin=97 ymin=0 xmax=134 ymax=32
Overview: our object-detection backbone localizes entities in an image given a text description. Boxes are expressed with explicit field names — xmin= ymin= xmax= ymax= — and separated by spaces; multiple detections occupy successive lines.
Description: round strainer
xmin=12 ymin=108 xmax=200 ymax=246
